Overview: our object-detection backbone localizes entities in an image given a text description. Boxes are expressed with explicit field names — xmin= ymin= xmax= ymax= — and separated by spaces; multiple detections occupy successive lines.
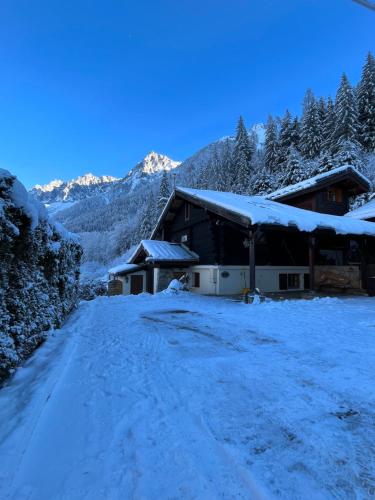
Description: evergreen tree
xmin=332 ymin=73 xmax=359 ymax=152
xmin=317 ymin=97 xmax=327 ymax=128
xmin=281 ymin=147 xmax=304 ymax=186
xmin=333 ymin=139 xmax=363 ymax=169
xmin=210 ymin=146 xmax=221 ymax=190
xmin=234 ymin=116 xmax=254 ymax=164
xmin=313 ymin=152 xmax=336 ymax=175
xmin=264 ymin=115 xmax=279 ymax=173
xmin=157 ymin=169 xmax=170 ymax=210
xmin=233 ymin=116 xmax=253 ymax=192
xmin=137 ymin=194 xmax=158 ymax=241
xmin=216 ymin=139 xmax=233 ymax=191
xmin=300 ymin=89 xmax=322 ymax=159
xmin=250 ymin=168 xmax=275 ymax=195
xmin=197 ymin=160 xmax=211 ymax=189
xmin=233 ymin=147 xmax=250 ymax=194
xmin=357 ymin=52 xmax=375 ymax=151
xmin=290 ymin=117 xmax=301 ymax=149
xmin=278 ymin=110 xmax=293 ymax=164
xmin=321 ymin=96 xmax=336 ymax=151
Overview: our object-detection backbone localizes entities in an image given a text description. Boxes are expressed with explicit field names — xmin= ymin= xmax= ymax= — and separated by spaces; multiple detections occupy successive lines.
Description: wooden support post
xmin=249 ymin=230 xmax=256 ymax=293
xmin=309 ymin=235 xmax=316 ymax=291
xmin=360 ymin=238 xmax=368 ymax=291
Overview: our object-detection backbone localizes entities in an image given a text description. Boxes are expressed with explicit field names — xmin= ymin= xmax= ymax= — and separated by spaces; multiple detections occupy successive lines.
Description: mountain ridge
xmin=31 ymin=152 xmax=181 ymax=205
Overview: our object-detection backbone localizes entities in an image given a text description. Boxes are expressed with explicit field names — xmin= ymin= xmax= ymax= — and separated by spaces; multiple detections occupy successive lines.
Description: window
xmin=318 ymin=249 xmax=344 ymax=265
xmin=326 ymin=190 xmax=336 ymax=202
xmin=279 ymin=273 xmax=300 ymax=290
xmin=287 ymin=274 xmax=300 ymax=289
xmin=184 ymin=203 xmax=190 ymax=221
xmin=304 ymin=273 xmax=310 ymax=289
xmin=181 ymin=234 xmax=188 ymax=243
xmin=279 ymin=274 xmax=288 ymax=290
xmin=193 ymin=272 xmax=200 ymax=288
xmin=325 ymin=188 xmax=342 ymax=203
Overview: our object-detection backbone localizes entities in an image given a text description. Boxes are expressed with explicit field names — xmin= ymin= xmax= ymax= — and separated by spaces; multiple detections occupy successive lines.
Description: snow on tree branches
xmin=0 ymin=170 xmax=81 ymax=382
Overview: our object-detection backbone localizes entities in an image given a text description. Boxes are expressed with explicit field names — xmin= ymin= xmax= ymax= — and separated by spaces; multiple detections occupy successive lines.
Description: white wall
xmin=188 ymin=266 xmax=218 ymax=295
xmin=255 ymin=266 xmax=309 ymax=293
xmin=113 ymin=270 xmax=147 ymax=295
xmin=185 ymin=265 xmax=309 ymax=295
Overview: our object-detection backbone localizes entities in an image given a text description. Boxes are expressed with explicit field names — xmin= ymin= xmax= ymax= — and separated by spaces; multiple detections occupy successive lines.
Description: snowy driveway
xmin=0 ymin=293 xmax=375 ymax=499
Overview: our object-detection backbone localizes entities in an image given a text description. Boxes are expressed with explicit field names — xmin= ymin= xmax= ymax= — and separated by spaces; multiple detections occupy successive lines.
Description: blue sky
xmin=0 ymin=0 xmax=373 ymax=188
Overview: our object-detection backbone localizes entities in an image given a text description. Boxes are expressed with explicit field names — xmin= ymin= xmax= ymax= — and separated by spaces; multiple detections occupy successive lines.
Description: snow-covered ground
xmin=1 ymin=293 xmax=375 ymax=499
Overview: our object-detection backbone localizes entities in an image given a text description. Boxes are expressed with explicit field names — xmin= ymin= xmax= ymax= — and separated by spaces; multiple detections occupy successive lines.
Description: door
xmin=130 ymin=274 xmax=144 ymax=295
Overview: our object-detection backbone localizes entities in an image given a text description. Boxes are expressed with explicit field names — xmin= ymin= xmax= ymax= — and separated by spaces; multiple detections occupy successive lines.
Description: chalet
xmin=266 ymin=165 xmax=370 ymax=215
xmin=109 ymin=165 xmax=375 ymax=296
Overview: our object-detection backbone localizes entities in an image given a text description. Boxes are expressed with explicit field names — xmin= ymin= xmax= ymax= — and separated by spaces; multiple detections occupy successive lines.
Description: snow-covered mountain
xmin=123 ymin=152 xmax=181 ymax=191
xmin=127 ymin=151 xmax=180 ymax=177
xmin=31 ymin=152 xmax=181 ymax=206
xmin=32 ymin=173 xmax=120 ymax=204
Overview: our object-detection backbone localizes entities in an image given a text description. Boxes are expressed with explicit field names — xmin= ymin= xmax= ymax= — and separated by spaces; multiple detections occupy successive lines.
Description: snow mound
xmin=163 ymin=279 xmax=186 ymax=293
xmin=0 ymin=169 xmax=47 ymax=229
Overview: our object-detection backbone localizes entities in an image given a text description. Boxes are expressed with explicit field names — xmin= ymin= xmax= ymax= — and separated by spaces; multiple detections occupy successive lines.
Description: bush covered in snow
xmin=79 ymin=280 xmax=107 ymax=301
xmin=0 ymin=170 xmax=82 ymax=382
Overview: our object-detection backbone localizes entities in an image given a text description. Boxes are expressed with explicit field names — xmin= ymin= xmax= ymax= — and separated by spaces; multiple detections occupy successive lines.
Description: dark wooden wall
xmin=164 ymin=203 xmax=218 ymax=264
xmin=283 ymin=187 xmax=349 ymax=216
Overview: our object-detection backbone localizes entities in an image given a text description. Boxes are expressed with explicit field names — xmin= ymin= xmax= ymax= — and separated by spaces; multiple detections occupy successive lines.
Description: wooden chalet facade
xmin=267 ymin=165 xmax=370 ymax=215
xmin=109 ymin=165 xmax=375 ymax=296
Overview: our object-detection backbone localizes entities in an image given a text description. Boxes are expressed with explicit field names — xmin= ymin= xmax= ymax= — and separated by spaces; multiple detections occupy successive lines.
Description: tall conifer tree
xmin=300 ymin=89 xmax=322 ymax=159
xmin=357 ymin=52 xmax=375 ymax=151
xmin=332 ymin=73 xmax=359 ymax=151
xmin=233 ymin=116 xmax=253 ymax=192
xmin=278 ymin=110 xmax=293 ymax=164
xmin=157 ymin=169 xmax=170 ymax=210
xmin=264 ymin=115 xmax=279 ymax=172
xmin=321 ymin=96 xmax=336 ymax=151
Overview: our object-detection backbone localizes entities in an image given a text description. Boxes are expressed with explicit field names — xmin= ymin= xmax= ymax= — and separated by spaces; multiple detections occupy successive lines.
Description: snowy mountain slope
xmin=32 ymin=173 xmax=120 ymax=204
xmin=1 ymin=293 xmax=374 ymax=499
xmin=126 ymin=151 xmax=180 ymax=177
xmin=31 ymin=152 xmax=180 ymax=207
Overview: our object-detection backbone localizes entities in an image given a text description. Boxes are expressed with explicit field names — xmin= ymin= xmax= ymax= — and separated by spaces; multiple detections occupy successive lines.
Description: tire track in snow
xmin=4 ymin=302 xmax=95 ymax=500
xmin=101 ymin=311 xmax=268 ymax=499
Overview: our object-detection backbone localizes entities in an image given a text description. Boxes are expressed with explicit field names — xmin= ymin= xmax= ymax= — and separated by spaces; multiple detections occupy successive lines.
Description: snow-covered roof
xmin=108 ymin=263 xmax=142 ymax=275
xmin=266 ymin=165 xmax=371 ymax=201
xmin=129 ymin=240 xmax=199 ymax=263
xmin=175 ymin=187 xmax=375 ymax=237
xmin=345 ymin=198 xmax=375 ymax=221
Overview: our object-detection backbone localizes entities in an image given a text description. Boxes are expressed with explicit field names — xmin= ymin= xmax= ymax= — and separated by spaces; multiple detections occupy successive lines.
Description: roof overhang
xmin=109 ymin=264 xmax=145 ymax=276
xmin=150 ymin=188 xmax=252 ymax=239
xmin=269 ymin=166 xmax=371 ymax=203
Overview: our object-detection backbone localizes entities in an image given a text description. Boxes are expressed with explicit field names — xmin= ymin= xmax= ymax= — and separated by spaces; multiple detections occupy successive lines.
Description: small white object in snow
xmin=166 ymin=279 xmax=185 ymax=292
